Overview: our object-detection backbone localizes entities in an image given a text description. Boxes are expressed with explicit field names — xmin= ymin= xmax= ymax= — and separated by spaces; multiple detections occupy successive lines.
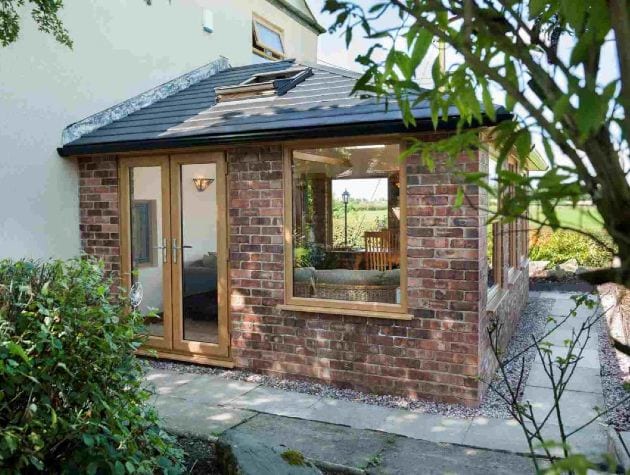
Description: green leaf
xmin=454 ymin=187 xmax=464 ymax=208
xmin=410 ymin=29 xmax=433 ymax=70
xmin=482 ymin=86 xmax=496 ymax=121
xmin=6 ymin=342 xmax=29 ymax=363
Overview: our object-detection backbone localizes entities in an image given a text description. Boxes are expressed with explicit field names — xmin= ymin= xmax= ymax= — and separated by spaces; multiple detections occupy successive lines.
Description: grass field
xmin=329 ymin=203 xmax=604 ymax=250
xmin=333 ymin=208 xmax=387 ymax=248
xmin=529 ymin=205 xmax=604 ymax=231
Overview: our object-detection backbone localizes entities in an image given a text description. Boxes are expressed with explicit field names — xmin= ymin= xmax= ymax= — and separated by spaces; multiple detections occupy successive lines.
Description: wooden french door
xmin=120 ymin=152 xmax=229 ymax=361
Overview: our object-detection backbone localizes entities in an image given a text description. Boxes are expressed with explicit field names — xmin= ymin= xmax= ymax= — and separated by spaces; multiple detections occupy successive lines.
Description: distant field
xmin=529 ymin=205 xmax=604 ymax=231
xmin=329 ymin=204 xmax=603 ymax=249
xmin=333 ymin=208 xmax=387 ymax=248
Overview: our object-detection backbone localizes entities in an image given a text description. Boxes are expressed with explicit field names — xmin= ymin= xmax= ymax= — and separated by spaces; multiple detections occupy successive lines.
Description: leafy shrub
xmin=529 ymin=229 xmax=614 ymax=268
xmin=0 ymin=258 xmax=183 ymax=473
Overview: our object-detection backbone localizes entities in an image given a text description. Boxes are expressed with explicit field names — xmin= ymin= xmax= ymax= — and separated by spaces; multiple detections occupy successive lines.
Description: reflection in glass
xmin=487 ymin=155 xmax=499 ymax=288
xmin=181 ymin=163 xmax=218 ymax=343
xmin=291 ymin=145 xmax=401 ymax=304
xmin=130 ymin=166 xmax=164 ymax=337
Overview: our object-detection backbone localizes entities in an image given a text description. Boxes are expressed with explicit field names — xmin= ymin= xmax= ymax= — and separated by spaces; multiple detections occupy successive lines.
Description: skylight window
xmin=215 ymin=68 xmax=313 ymax=103
xmin=253 ymin=16 xmax=285 ymax=62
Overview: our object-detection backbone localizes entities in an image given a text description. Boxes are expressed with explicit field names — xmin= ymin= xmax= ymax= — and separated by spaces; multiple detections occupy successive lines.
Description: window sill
xmin=486 ymin=288 xmax=508 ymax=314
xmin=277 ymin=304 xmax=413 ymax=321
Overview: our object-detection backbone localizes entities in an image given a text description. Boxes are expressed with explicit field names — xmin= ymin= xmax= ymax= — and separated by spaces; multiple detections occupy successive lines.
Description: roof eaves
xmin=61 ymin=56 xmax=231 ymax=146
xmin=266 ymin=0 xmax=326 ymax=34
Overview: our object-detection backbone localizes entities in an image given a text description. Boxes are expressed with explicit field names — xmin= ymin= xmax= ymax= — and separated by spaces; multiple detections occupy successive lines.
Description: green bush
xmin=529 ymin=229 xmax=614 ymax=268
xmin=0 ymin=259 xmax=183 ymax=473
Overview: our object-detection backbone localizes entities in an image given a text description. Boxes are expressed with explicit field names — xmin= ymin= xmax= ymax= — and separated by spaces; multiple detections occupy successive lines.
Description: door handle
xmin=171 ymin=238 xmax=192 ymax=263
xmin=153 ymin=238 xmax=168 ymax=263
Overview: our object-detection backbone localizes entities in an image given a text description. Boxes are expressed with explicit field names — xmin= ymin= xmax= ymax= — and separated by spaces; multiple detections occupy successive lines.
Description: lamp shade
xmin=193 ymin=177 xmax=214 ymax=192
xmin=341 ymin=189 xmax=350 ymax=204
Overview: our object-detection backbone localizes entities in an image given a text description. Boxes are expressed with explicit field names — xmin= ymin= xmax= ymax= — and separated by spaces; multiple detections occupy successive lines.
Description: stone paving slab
xmin=145 ymin=369 xmax=197 ymax=396
xmin=231 ymin=413 xmax=394 ymax=469
xmin=463 ymin=417 xmax=609 ymax=459
xmin=371 ymin=436 xmax=535 ymax=475
xmin=167 ymin=373 xmax=259 ymax=406
xmin=550 ymin=299 xmax=601 ymax=321
xmin=304 ymin=397 xmax=394 ymax=430
xmin=154 ymin=395 xmax=256 ymax=439
xmin=463 ymin=417 xmax=530 ymax=453
xmin=532 ymin=345 xmax=600 ymax=369
xmin=527 ymin=364 xmax=602 ymax=393
xmin=227 ymin=386 xmax=322 ymax=417
xmin=522 ymin=385 xmax=604 ymax=429
xmin=375 ymin=410 xmax=471 ymax=445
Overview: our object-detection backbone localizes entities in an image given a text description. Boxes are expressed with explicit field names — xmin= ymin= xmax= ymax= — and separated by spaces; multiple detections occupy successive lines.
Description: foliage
xmin=529 ymin=229 xmax=615 ymax=268
xmin=281 ymin=449 xmax=306 ymax=466
xmin=0 ymin=258 xmax=183 ymax=473
xmin=0 ymin=0 xmax=72 ymax=47
xmin=324 ymin=0 xmax=630 ymax=286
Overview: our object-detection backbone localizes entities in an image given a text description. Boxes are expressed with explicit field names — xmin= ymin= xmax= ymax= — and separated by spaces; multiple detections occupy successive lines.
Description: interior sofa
xmin=294 ymin=267 xmax=400 ymax=303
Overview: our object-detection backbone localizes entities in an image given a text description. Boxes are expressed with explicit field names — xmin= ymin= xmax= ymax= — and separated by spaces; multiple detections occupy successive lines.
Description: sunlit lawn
xmin=529 ymin=205 xmax=604 ymax=231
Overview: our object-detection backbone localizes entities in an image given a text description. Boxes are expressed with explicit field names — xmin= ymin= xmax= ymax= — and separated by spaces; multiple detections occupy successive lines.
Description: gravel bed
xmin=599 ymin=311 xmax=630 ymax=431
xmin=478 ymin=297 xmax=553 ymax=417
xmin=144 ymin=297 xmax=552 ymax=420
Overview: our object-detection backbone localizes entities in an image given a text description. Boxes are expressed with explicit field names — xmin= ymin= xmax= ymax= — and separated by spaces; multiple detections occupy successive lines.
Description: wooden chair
xmin=364 ymin=229 xmax=400 ymax=271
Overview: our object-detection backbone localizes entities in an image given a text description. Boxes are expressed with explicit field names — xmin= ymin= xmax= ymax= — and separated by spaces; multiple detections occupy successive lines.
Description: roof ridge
xmin=61 ymin=56 xmax=230 ymax=145
xmin=298 ymin=61 xmax=363 ymax=80
xmin=220 ymin=59 xmax=296 ymax=74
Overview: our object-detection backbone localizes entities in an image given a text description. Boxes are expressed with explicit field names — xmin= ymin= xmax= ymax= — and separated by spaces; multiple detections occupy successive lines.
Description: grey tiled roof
xmin=60 ymin=59 xmax=508 ymax=155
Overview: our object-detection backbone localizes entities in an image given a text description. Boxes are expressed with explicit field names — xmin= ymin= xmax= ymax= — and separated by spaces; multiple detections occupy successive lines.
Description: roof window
xmin=215 ymin=67 xmax=312 ymax=103
xmin=253 ymin=16 xmax=285 ymax=62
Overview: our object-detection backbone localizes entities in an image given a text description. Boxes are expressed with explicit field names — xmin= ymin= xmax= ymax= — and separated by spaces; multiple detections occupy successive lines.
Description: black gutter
xmin=57 ymin=113 xmax=512 ymax=158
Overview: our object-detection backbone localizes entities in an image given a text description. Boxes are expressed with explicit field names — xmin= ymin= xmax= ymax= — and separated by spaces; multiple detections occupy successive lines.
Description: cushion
xmin=293 ymin=267 xmax=316 ymax=283
xmin=315 ymin=269 xmax=400 ymax=286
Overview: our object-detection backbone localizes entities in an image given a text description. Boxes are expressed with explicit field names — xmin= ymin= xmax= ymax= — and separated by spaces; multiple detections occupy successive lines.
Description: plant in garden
xmin=529 ymin=229 xmax=614 ymax=268
xmin=324 ymin=0 xmax=630 ymax=287
xmin=485 ymin=294 xmax=630 ymax=473
xmin=0 ymin=258 xmax=183 ymax=473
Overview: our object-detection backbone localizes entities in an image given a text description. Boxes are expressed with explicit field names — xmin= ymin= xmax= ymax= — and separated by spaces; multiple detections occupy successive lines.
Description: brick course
xmin=78 ymin=156 xmax=120 ymax=283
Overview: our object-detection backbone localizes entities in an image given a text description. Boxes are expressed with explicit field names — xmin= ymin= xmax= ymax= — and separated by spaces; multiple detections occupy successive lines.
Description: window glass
xmin=291 ymin=144 xmax=402 ymax=305
xmin=254 ymin=20 xmax=284 ymax=53
xmin=487 ymin=155 xmax=499 ymax=289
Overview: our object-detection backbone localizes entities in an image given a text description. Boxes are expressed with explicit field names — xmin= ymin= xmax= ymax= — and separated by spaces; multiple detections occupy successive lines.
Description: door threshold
xmin=137 ymin=348 xmax=234 ymax=368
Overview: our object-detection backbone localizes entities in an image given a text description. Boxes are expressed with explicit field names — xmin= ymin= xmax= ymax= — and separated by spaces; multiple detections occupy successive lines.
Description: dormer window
xmin=215 ymin=67 xmax=313 ymax=102
xmin=252 ymin=15 xmax=285 ymax=62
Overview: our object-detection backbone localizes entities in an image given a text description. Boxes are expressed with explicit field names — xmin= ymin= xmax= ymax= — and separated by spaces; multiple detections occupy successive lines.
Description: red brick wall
xmin=78 ymin=156 xmax=120 ymax=282
xmin=227 ymin=145 xmax=488 ymax=406
xmin=75 ymin=140 xmax=528 ymax=407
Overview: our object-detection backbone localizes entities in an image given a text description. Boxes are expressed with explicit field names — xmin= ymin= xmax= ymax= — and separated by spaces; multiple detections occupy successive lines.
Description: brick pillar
xmin=405 ymin=149 xmax=484 ymax=405
xmin=227 ymin=146 xmax=286 ymax=371
xmin=78 ymin=156 xmax=120 ymax=283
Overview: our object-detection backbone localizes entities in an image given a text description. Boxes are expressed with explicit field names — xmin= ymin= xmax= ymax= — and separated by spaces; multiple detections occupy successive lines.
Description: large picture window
xmin=284 ymin=143 xmax=407 ymax=315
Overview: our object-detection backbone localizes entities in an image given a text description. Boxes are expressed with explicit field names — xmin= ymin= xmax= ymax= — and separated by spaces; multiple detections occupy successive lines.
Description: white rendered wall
xmin=0 ymin=0 xmax=318 ymax=259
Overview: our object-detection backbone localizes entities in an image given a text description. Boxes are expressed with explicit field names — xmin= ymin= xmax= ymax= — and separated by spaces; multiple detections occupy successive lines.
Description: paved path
xmin=147 ymin=291 xmax=610 ymax=472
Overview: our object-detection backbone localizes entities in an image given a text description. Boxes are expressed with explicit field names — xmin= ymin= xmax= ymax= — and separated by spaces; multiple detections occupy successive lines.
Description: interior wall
xmin=0 ymin=0 xmax=318 ymax=260
xmin=132 ymin=166 xmax=164 ymax=313
xmin=181 ymin=163 xmax=218 ymax=264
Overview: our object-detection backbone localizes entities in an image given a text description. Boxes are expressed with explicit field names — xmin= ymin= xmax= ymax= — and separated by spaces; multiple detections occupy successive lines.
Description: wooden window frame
xmin=507 ymin=160 xmax=518 ymax=271
xmin=252 ymin=15 xmax=286 ymax=61
xmin=281 ymin=141 xmax=409 ymax=318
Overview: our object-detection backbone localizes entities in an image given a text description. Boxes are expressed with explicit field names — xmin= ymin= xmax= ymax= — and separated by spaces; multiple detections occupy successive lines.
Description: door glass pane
xmin=181 ymin=163 xmax=218 ymax=343
xmin=129 ymin=166 xmax=165 ymax=337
